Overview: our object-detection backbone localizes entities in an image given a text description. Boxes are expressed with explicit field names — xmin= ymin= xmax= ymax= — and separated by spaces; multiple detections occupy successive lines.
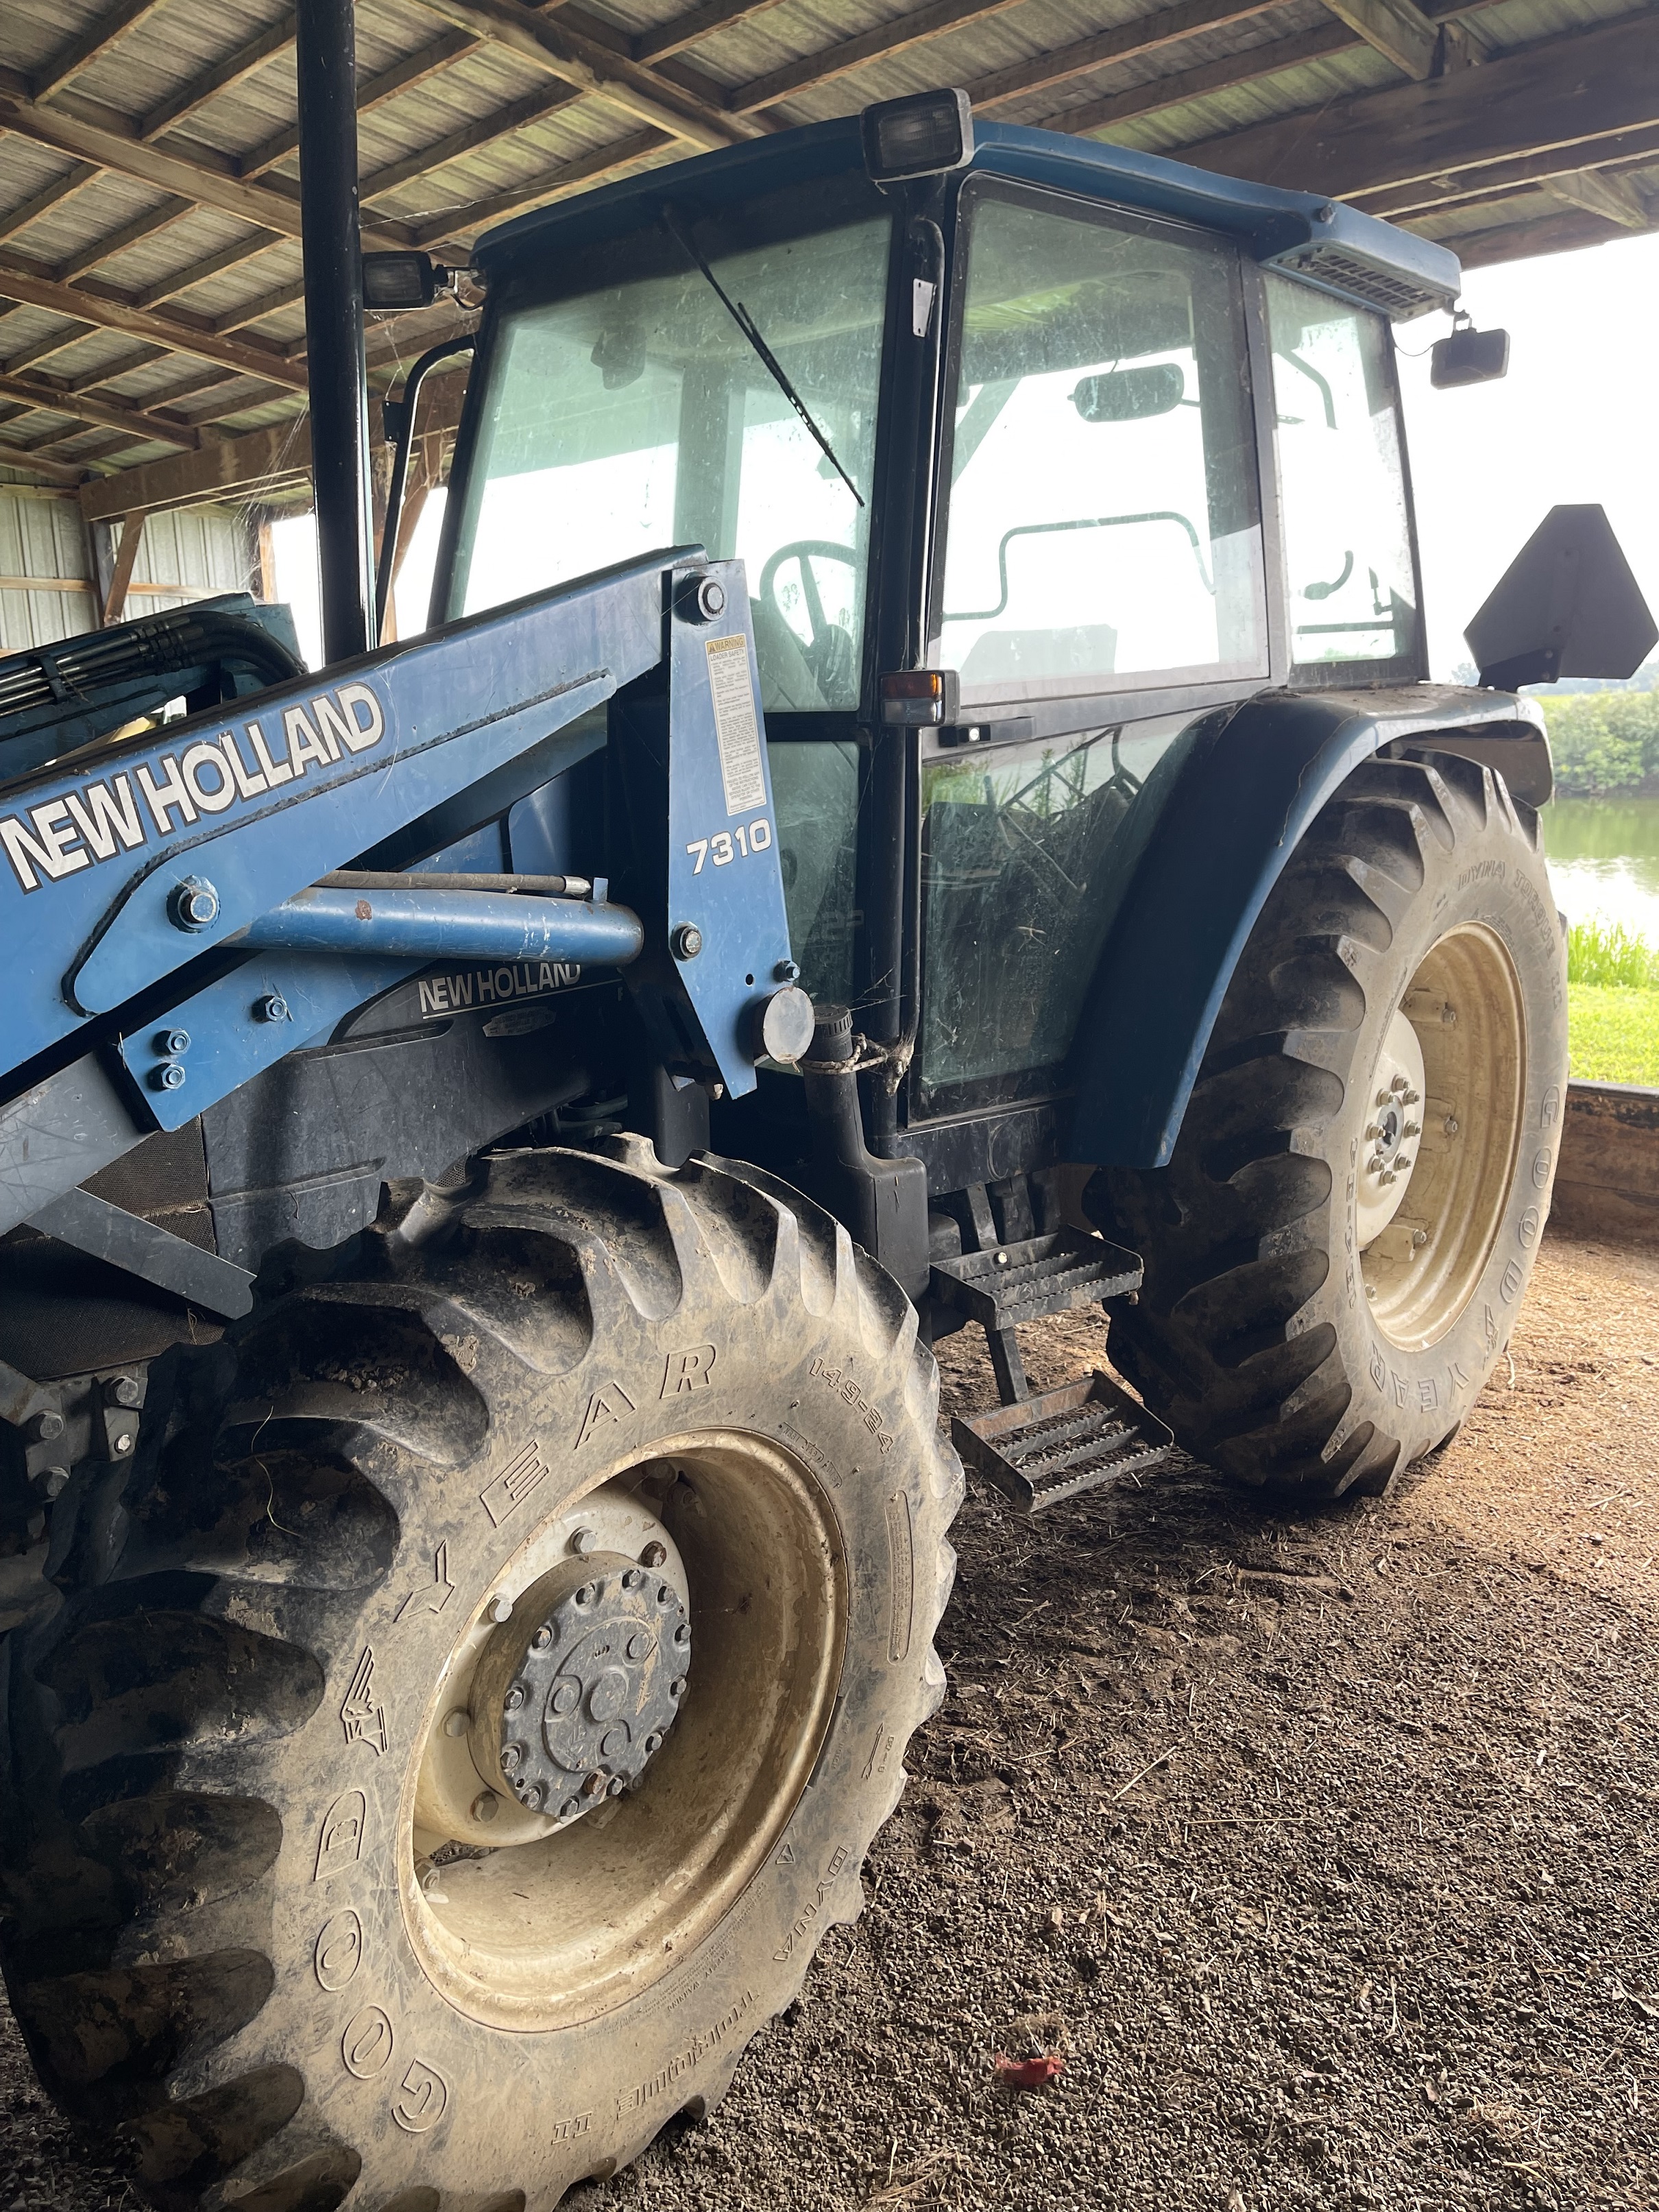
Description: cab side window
xmin=936 ymin=185 xmax=1266 ymax=705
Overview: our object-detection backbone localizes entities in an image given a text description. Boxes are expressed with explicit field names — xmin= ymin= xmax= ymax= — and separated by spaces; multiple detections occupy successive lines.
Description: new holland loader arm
xmin=0 ymin=549 xmax=808 ymax=1263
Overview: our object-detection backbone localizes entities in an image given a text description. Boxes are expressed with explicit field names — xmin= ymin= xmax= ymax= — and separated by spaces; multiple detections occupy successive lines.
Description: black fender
xmin=1069 ymin=684 xmax=1551 ymax=1169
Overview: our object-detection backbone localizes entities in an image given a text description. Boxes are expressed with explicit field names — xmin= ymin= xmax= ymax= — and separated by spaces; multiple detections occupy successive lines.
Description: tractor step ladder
xmin=929 ymin=1199 xmax=1174 ymax=1513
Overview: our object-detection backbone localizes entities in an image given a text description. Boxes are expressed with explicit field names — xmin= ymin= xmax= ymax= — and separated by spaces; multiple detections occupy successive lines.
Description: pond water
xmin=1545 ymin=795 xmax=1659 ymax=945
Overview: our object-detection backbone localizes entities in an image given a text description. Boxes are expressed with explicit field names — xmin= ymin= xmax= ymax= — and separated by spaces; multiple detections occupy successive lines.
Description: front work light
xmin=1430 ymin=315 xmax=1510 ymax=389
xmin=362 ymin=252 xmax=451 ymax=311
xmin=861 ymin=89 xmax=974 ymax=184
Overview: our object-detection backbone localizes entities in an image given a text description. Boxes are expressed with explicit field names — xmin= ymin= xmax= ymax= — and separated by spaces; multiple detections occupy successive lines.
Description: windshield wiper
xmin=662 ymin=204 xmax=864 ymax=509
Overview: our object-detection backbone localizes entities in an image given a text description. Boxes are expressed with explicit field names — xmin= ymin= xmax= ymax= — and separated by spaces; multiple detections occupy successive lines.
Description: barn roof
xmin=1 ymin=0 xmax=1653 ymax=508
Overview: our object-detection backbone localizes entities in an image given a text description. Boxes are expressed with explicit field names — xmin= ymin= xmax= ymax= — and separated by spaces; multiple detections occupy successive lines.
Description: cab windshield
xmin=446 ymin=193 xmax=892 ymax=714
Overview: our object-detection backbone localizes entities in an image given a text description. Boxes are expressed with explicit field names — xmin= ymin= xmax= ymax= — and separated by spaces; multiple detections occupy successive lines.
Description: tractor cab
xmin=420 ymin=91 xmax=1461 ymax=1232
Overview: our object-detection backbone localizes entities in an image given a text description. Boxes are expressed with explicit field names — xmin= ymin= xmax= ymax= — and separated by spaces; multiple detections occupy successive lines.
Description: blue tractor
xmin=0 ymin=84 xmax=1650 ymax=2211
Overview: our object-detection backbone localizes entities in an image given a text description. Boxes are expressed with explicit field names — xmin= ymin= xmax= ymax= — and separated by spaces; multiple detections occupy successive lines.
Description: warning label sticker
xmin=704 ymin=632 xmax=766 ymax=818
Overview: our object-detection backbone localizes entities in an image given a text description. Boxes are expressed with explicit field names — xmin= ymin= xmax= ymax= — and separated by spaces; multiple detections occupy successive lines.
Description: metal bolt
xmin=656 ymin=1583 xmax=673 ymax=1607
xmin=112 ymin=1432 xmax=133 ymax=1456
xmin=671 ymin=923 xmax=703 ymax=961
xmin=501 ymin=1743 xmax=524 ymax=1774
xmin=254 ymin=993 xmax=290 ymax=1024
xmin=485 ymin=1591 xmax=513 ymax=1624
xmin=993 ymin=1249 xmax=1009 ymax=1268
xmin=670 ymin=1676 xmax=688 ymax=1699
xmin=607 ymin=1775 xmax=626 ymax=1797
xmin=471 ymin=1790 xmax=500 ymax=1824
xmin=1375 ymin=1091 xmax=1392 ymax=1108
xmin=156 ymin=1028 xmax=191 ymax=1057
xmin=502 ymin=1685 xmax=526 ymax=1715
xmin=41 ymin=1467 xmax=70 ymax=1500
xmin=167 ymin=877 xmax=219 ymax=932
xmin=582 ymin=1770 xmax=607 ymax=1798
xmin=1411 ymin=1229 xmax=1429 ymax=1249
xmin=1390 ymin=1074 xmax=1407 ymax=1094
xmin=621 ymin=1568 xmax=644 ymax=1591
xmin=106 ymin=1376 xmax=141 ymax=1409
xmin=531 ymin=1624 xmax=553 ymax=1650
xmin=640 ymin=1540 xmax=668 ymax=1569
xmin=30 ymin=1410 xmax=64 ymax=1443
xmin=673 ymin=1621 xmax=690 ymax=1647
xmin=574 ymin=1583 xmax=596 ymax=1607
xmin=521 ymin=1783 xmax=543 ymax=1810
xmin=1403 ymin=1121 xmax=1421 ymax=1138
xmin=151 ymin=1061 xmax=187 ymax=1093
xmin=1441 ymin=1006 xmax=1457 ymax=1025
xmin=1364 ymin=1124 xmax=1381 ymax=1142
xmin=568 ymin=1526 xmax=598 ymax=1557
xmin=774 ymin=959 xmax=801 ymax=983
xmin=559 ymin=1797 xmax=582 ymax=1820
xmin=1403 ymin=1090 xmax=1420 ymax=1105
xmin=443 ymin=1707 xmax=470 ymax=1737
xmin=694 ymin=577 xmax=726 ymax=621
xmin=643 ymin=1732 xmax=663 ymax=1756
xmin=1396 ymin=1155 xmax=1412 ymax=1173
xmin=1366 ymin=1284 xmax=1377 ymax=1301
xmin=1381 ymin=1170 xmax=1396 ymax=1186
xmin=1444 ymin=1116 xmax=1460 ymax=1135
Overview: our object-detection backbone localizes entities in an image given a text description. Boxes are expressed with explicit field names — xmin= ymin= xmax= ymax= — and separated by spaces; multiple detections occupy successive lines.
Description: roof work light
xmin=861 ymin=88 xmax=975 ymax=184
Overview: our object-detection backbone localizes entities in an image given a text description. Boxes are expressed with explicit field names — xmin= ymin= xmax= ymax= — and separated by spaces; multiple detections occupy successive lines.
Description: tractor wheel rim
xmin=1359 ymin=922 xmax=1526 ymax=1352
xmin=400 ymin=1432 xmax=845 ymax=2032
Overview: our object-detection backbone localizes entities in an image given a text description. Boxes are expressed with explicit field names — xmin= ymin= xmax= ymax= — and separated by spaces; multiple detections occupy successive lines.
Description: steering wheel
xmin=759 ymin=540 xmax=858 ymax=701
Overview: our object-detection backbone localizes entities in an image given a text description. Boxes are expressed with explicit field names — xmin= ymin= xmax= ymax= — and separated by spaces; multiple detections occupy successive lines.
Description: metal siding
xmin=0 ymin=491 xmax=95 ymax=651
xmin=128 ymin=501 xmax=254 ymax=612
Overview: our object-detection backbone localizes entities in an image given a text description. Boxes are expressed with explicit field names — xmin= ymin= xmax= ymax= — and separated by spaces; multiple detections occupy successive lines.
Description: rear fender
xmin=1069 ymin=685 xmax=1550 ymax=1169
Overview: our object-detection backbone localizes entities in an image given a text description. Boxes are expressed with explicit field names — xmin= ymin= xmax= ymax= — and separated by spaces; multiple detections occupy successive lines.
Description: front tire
xmin=1091 ymin=751 xmax=1567 ymax=1498
xmin=0 ymin=1142 xmax=960 ymax=2209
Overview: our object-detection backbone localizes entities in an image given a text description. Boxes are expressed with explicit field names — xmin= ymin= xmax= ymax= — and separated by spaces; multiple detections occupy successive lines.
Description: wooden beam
xmin=215 ymin=277 xmax=305 ymax=334
xmin=238 ymin=28 xmax=477 ymax=179
xmin=140 ymin=17 xmax=298 ymax=144
xmin=0 ymin=368 xmax=199 ymax=450
xmin=80 ymin=413 xmax=313 ymax=520
xmin=1546 ymin=166 xmax=1651 ymax=230
xmin=103 ymin=511 xmax=144 ymax=621
xmin=361 ymin=82 xmax=584 ymax=206
xmin=411 ymin=125 xmax=668 ymax=248
xmin=406 ymin=0 xmax=761 ymax=148
xmin=1170 ymin=10 xmax=1659 ymax=198
xmin=965 ymin=0 xmax=1289 ymax=114
xmin=133 ymin=230 xmax=284 ymax=312
xmin=67 ymin=343 xmax=167 ymax=389
xmin=0 ymin=80 xmax=417 ymax=250
xmin=727 ymin=0 xmax=1027 ymax=117
xmin=1449 ymin=202 xmax=1658 ymax=268
xmin=0 ymin=252 xmax=310 ymax=388
xmin=30 ymin=0 xmax=169 ymax=102
xmin=0 ymin=435 xmax=86 ymax=484
xmin=1316 ymin=0 xmax=1438 ymax=80
xmin=1055 ymin=21 xmax=1356 ymax=138
xmin=1359 ymin=125 xmax=1659 ymax=218
xmin=2 ymin=321 xmax=97 ymax=374
xmin=0 ymin=158 xmax=102 ymax=245
xmin=53 ymin=195 xmax=194 ymax=283
xmin=635 ymin=0 xmax=786 ymax=64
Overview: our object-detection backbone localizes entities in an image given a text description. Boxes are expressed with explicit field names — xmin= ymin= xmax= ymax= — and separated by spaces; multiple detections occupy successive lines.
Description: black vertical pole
xmin=296 ymin=0 xmax=374 ymax=665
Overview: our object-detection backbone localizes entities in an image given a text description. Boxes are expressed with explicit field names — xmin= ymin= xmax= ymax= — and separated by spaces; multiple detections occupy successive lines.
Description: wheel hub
xmin=472 ymin=1556 xmax=690 ymax=1824
xmin=1355 ymin=1007 xmax=1427 ymax=1249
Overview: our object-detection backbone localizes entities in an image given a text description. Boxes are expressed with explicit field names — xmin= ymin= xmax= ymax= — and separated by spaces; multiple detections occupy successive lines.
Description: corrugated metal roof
xmin=0 ymin=0 xmax=1652 ymax=496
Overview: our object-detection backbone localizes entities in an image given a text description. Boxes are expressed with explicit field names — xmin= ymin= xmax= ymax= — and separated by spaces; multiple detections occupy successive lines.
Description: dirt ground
xmin=3 ymin=1232 xmax=1656 ymax=2212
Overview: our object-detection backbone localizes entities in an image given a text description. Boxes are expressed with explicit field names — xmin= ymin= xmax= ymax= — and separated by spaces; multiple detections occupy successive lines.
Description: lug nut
xmin=574 ymin=1583 xmax=596 ymax=1607
xmin=670 ymin=1676 xmax=688 ymax=1699
xmin=607 ymin=1775 xmax=626 ymax=1798
xmin=443 ymin=1707 xmax=470 ymax=1737
xmin=559 ymin=1796 xmax=582 ymax=1820
xmin=1375 ymin=1090 xmax=1392 ymax=1108
xmin=1364 ymin=1123 xmax=1381 ymax=1141
xmin=522 ymin=1783 xmax=543 ymax=1810
xmin=643 ymin=1732 xmax=663 ymax=1756
xmin=502 ymin=1685 xmax=525 ymax=1714
xmin=471 ymin=1791 xmax=500 ymax=1824
xmin=531 ymin=1624 xmax=553 ymax=1650
xmin=501 ymin=1743 xmax=524 ymax=1773
xmin=1403 ymin=1120 xmax=1421 ymax=1138
xmin=582 ymin=1770 xmax=607 ymax=1799
xmin=1403 ymin=1090 xmax=1420 ymax=1104
xmin=640 ymin=1540 xmax=668 ymax=1569
xmin=484 ymin=1591 xmax=513 ymax=1624
xmin=673 ymin=1621 xmax=690 ymax=1647
xmin=1390 ymin=1074 xmax=1407 ymax=1094
xmin=568 ymin=1526 xmax=598 ymax=1557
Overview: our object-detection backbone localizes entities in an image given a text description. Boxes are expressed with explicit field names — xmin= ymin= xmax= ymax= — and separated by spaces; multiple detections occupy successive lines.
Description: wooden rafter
xmin=0 ymin=253 xmax=309 ymax=388
xmin=412 ymin=123 xmax=666 ymax=248
xmin=361 ymin=82 xmax=585 ymax=207
xmin=727 ymin=0 xmax=1028 ymax=118
xmin=29 ymin=0 xmax=170 ymax=104
xmin=0 ymin=367 xmax=200 ymax=450
xmin=134 ymin=230 xmax=286 ymax=313
xmin=0 ymin=434 xmax=87 ymax=484
xmin=238 ymin=29 xmax=478 ymax=180
xmin=1315 ymin=0 xmax=1438 ymax=80
xmin=1042 ymin=20 xmax=1354 ymax=138
xmin=0 ymin=157 xmax=103 ymax=245
xmin=964 ymin=0 xmax=1290 ymax=114
xmin=54 ymin=195 xmax=194 ymax=284
xmin=405 ymin=0 xmax=764 ymax=149
xmin=103 ymin=511 xmax=145 ymax=620
xmin=636 ymin=0 xmax=785 ymax=64
xmin=1359 ymin=124 xmax=1659 ymax=219
xmin=2 ymin=321 xmax=98 ymax=374
xmin=139 ymin=17 xmax=299 ymax=146
xmin=1172 ymin=7 xmax=1659 ymax=200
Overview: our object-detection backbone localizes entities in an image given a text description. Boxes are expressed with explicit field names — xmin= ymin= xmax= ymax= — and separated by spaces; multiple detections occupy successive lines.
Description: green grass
xmin=1568 ymin=984 xmax=1659 ymax=1085
xmin=1566 ymin=916 xmax=1659 ymax=989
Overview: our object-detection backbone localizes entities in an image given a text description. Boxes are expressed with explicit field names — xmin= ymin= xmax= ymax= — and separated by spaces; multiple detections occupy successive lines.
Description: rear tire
xmin=0 ymin=1141 xmax=960 ymax=2210
xmin=1089 ymin=751 xmax=1567 ymax=1499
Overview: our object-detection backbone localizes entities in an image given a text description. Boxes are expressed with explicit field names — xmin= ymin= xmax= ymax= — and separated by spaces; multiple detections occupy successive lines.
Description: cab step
xmin=951 ymin=1371 xmax=1175 ymax=1514
xmin=929 ymin=1225 xmax=1141 ymax=1406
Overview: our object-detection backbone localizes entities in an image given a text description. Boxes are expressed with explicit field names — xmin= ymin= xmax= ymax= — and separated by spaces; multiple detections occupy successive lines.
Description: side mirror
xmin=1431 ymin=318 xmax=1509 ymax=389
xmin=1465 ymin=503 xmax=1658 ymax=690
xmin=1073 ymin=363 xmax=1184 ymax=423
